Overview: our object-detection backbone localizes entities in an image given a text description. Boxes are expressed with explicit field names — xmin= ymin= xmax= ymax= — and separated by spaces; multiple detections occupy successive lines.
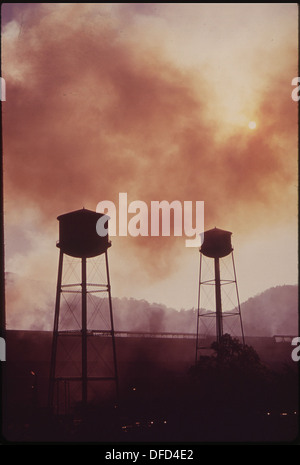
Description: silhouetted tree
xmin=189 ymin=334 xmax=272 ymax=412
xmin=191 ymin=334 xmax=267 ymax=376
xmin=211 ymin=333 xmax=268 ymax=377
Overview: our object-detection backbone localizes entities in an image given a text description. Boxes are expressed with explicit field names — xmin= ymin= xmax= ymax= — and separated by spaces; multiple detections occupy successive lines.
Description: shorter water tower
xmin=48 ymin=208 xmax=119 ymax=413
xmin=195 ymin=227 xmax=245 ymax=362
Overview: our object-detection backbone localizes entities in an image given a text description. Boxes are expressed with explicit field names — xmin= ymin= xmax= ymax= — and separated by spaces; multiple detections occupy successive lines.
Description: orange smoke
xmin=2 ymin=4 xmax=298 ymax=279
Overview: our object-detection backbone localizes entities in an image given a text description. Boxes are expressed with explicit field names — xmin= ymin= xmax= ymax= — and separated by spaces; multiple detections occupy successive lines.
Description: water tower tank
xmin=57 ymin=208 xmax=110 ymax=258
xmin=200 ymin=227 xmax=233 ymax=258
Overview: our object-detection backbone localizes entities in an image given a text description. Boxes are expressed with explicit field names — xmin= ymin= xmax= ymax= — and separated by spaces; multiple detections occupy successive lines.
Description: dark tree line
xmin=189 ymin=334 xmax=298 ymax=416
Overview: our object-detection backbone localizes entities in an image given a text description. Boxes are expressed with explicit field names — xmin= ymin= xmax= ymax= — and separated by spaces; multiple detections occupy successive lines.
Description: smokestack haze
xmin=2 ymin=3 xmax=298 ymax=282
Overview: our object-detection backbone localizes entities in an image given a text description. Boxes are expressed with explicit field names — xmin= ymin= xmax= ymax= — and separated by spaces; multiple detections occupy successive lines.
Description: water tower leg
xmin=214 ymin=257 xmax=223 ymax=343
xmin=48 ymin=249 xmax=64 ymax=410
xmin=195 ymin=251 xmax=202 ymax=364
xmin=105 ymin=250 xmax=119 ymax=403
xmin=231 ymin=252 xmax=245 ymax=345
xmin=81 ymin=257 xmax=87 ymax=407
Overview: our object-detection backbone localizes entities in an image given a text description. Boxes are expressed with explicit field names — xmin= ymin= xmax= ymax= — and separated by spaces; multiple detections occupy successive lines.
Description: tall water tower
xmin=48 ymin=208 xmax=119 ymax=413
xmin=195 ymin=227 xmax=245 ymax=362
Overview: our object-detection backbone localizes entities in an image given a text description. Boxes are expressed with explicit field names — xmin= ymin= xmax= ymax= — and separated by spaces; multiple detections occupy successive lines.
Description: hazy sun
xmin=248 ymin=121 xmax=256 ymax=130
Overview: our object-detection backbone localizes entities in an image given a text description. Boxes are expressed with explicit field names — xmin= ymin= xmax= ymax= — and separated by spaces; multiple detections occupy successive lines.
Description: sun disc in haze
xmin=248 ymin=121 xmax=256 ymax=130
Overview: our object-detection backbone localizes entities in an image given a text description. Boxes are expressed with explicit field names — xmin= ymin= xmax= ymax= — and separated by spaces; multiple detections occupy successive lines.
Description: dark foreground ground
xmin=1 ymin=330 xmax=299 ymax=444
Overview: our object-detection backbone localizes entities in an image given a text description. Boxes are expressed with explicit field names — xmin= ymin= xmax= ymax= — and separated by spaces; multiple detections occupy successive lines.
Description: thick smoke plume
xmin=2 ymin=3 xmax=298 ymax=281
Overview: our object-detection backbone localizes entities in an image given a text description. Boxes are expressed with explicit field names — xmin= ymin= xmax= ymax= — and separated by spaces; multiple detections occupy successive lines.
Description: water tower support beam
xmin=105 ymin=249 xmax=119 ymax=402
xmin=232 ymin=252 xmax=245 ymax=345
xmin=81 ymin=257 xmax=87 ymax=407
xmin=214 ymin=257 xmax=223 ymax=343
xmin=48 ymin=249 xmax=63 ymax=409
xmin=195 ymin=251 xmax=202 ymax=364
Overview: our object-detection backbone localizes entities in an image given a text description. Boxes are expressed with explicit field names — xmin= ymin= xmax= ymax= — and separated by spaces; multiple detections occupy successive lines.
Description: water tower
xmin=195 ymin=227 xmax=245 ymax=362
xmin=48 ymin=208 xmax=119 ymax=413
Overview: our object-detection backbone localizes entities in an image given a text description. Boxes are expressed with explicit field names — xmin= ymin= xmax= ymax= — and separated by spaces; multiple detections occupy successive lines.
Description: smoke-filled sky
xmin=2 ymin=3 xmax=298 ymax=328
